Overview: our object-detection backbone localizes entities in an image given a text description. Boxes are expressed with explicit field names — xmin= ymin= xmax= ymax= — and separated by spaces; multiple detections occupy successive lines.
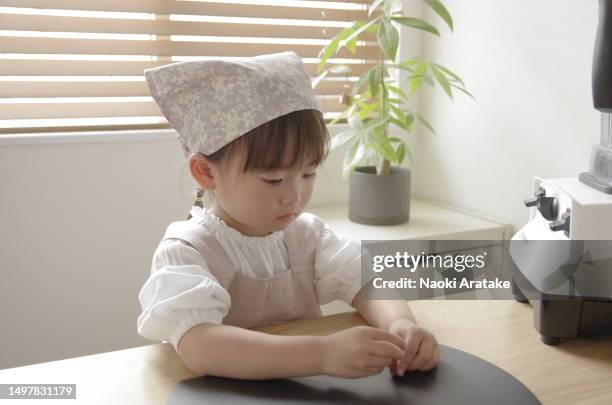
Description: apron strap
xmin=161 ymin=220 xmax=236 ymax=287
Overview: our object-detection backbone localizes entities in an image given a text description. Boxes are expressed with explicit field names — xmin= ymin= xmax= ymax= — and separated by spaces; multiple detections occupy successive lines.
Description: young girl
xmin=137 ymin=51 xmax=439 ymax=380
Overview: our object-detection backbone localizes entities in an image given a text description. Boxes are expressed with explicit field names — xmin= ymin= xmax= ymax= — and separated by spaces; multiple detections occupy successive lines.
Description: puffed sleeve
xmin=308 ymin=214 xmax=364 ymax=306
xmin=137 ymin=239 xmax=231 ymax=351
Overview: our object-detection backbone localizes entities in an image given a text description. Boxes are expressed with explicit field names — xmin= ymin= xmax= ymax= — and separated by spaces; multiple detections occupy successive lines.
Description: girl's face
xmin=209 ymin=144 xmax=318 ymax=237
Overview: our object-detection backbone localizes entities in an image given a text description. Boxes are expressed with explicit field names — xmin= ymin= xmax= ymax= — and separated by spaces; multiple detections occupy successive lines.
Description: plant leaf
xmin=431 ymin=64 xmax=453 ymax=98
xmin=331 ymin=129 xmax=359 ymax=151
xmin=344 ymin=18 xmax=379 ymax=48
xmin=385 ymin=63 xmax=414 ymax=73
xmin=413 ymin=60 xmax=428 ymax=75
xmin=403 ymin=72 xmax=434 ymax=88
xmin=386 ymin=84 xmax=408 ymax=100
xmin=408 ymin=76 xmax=423 ymax=94
xmin=386 ymin=97 xmax=403 ymax=105
xmin=404 ymin=112 xmax=415 ymax=128
xmin=348 ymin=113 xmax=365 ymax=129
xmin=365 ymin=23 xmax=380 ymax=34
xmin=386 ymin=0 xmax=404 ymax=15
xmin=318 ymin=22 xmax=360 ymax=72
xmin=402 ymin=142 xmax=415 ymax=166
xmin=364 ymin=149 xmax=377 ymax=166
xmin=377 ymin=17 xmax=399 ymax=60
xmin=415 ymin=112 xmax=436 ymax=135
xmin=396 ymin=142 xmax=406 ymax=164
xmin=328 ymin=112 xmax=347 ymax=125
xmin=347 ymin=37 xmax=358 ymax=54
xmin=369 ymin=0 xmax=385 ymax=16
xmin=368 ymin=66 xmax=382 ymax=98
xmin=451 ymin=83 xmax=476 ymax=100
xmin=391 ymin=106 xmax=413 ymax=131
xmin=354 ymin=98 xmax=370 ymax=109
xmin=399 ymin=58 xmax=423 ymax=70
xmin=351 ymin=71 xmax=370 ymax=97
xmin=364 ymin=115 xmax=391 ymax=131
xmin=367 ymin=127 xmax=398 ymax=163
xmin=342 ymin=141 xmax=359 ymax=181
xmin=389 ymin=117 xmax=409 ymax=131
xmin=357 ymin=102 xmax=379 ymax=120
xmin=343 ymin=141 xmax=367 ymax=181
xmin=432 ymin=63 xmax=464 ymax=86
xmin=391 ymin=17 xmax=440 ymax=36
xmin=422 ymin=0 xmax=454 ymax=31
xmin=311 ymin=69 xmax=328 ymax=89
xmin=389 ymin=103 xmax=406 ymax=121
xmin=391 ymin=118 xmax=412 ymax=133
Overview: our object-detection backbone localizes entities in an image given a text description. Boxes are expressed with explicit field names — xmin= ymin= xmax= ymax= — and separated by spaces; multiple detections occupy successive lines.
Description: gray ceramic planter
xmin=348 ymin=166 xmax=411 ymax=225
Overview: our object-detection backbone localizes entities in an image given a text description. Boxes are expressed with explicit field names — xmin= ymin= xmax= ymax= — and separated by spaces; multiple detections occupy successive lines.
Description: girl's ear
xmin=189 ymin=154 xmax=216 ymax=190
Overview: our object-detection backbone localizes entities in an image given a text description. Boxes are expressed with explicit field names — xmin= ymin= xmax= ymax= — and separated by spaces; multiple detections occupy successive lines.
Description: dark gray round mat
xmin=167 ymin=345 xmax=540 ymax=404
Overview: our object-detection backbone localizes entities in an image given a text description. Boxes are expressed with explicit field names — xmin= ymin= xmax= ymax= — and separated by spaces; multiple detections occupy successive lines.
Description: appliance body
xmin=510 ymin=178 xmax=612 ymax=345
xmin=580 ymin=0 xmax=612 ymax=192
xmin=509 ymin=0 xmax=612 ymax=345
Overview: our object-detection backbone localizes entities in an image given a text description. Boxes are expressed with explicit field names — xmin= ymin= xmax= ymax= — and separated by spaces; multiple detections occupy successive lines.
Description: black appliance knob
xmin=549 ymin=209 xmax=571 ymax=237
xmin=538 ymin=196 xmax=559 ymax=221
xmin=524 ymin=187 xmax=545 ymax=207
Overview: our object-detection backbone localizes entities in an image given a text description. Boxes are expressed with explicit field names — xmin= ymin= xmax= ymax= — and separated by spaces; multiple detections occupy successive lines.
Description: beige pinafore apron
xmin=161 ymin=218 xmax=323 ymax=328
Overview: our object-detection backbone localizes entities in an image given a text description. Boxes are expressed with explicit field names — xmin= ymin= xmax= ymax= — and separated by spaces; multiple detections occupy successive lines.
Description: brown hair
xmin=187 ymin=109 xmax=329 ymax=218
xmin=208 ymin=108 xmax=329 ymax=171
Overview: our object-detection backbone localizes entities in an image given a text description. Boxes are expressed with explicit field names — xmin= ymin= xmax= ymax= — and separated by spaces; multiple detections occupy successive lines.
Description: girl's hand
xmin=320 ymin=325 xmax=406 ymax=378
xmin=388 ymin=319 xmax=439 ymax=376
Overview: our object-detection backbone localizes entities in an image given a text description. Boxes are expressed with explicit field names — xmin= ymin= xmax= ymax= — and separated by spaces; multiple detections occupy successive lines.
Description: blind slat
xmin=0 ymin=117 xmax=169 ymax=133
xmin=0 ymin=14 xmax=377 ymax=41
xmin=0 ymin=78 xmax=358 ymax=97
xmin=0 ymin=59 xmax=380 ymax=77
xmin=0 ymin=96 xmax=346 ymax=119
xmin=0 ymin=100 xmax=162 ymax=119
xmin=1 ymin=1 xmax=374 ymax=22
xmin=0 ymin=37 xmax=380 ymax=59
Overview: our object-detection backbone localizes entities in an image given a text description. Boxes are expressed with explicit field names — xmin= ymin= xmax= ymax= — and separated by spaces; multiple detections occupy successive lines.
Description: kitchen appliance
xmin=509 ymin=0 xmax=612 ymax=345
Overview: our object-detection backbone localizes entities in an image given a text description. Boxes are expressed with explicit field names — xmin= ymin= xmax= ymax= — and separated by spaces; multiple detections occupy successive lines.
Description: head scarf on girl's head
xmin=144 ymin=51 xmax=322 ymax=157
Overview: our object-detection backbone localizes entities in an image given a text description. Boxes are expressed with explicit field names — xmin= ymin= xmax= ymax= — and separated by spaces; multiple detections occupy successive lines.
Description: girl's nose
xmin=280 ymin=182 xmax=301 ymax=205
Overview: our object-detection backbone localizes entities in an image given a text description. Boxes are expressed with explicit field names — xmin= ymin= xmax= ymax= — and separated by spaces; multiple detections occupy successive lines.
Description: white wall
xmin=412 ymin=0 xmax=601 ymax=230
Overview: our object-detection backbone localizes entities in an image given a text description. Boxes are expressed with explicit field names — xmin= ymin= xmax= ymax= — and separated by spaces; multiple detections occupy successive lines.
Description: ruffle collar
xmin=188 ymin=206 xmax=285 ymax=245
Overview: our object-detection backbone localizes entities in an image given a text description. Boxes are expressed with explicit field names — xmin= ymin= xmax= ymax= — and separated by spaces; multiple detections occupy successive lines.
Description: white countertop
xmin=307 ymin=198 xmax=513 ymax=314
xmin=307 ymin=198 xmax=512 ymax=241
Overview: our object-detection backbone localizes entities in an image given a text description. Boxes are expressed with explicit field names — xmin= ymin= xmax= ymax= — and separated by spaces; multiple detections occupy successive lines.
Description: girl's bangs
xmin=240 ymin=109 xmax=330 ymax=172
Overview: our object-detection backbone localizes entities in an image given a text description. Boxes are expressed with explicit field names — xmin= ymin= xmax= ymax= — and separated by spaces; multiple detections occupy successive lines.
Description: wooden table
xmin=1 ymin=300 xmax=610 ymax=405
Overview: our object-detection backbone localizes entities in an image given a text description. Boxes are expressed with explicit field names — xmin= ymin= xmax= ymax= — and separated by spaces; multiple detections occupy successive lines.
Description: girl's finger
xmin=390 ymin=362 xmax=398 ymax=376
xmin=368 ymin=328 xmax=406 ymax=350
xmin=368 ymin=339 xmax=405 ymax=359
xmin=364 ymin=354 xmax=394 ymax=369
xmin=407 ymin=338 xmax=435 ymax=371
xmin=400 ymin=330 xmax=423 ymax=366
xmin=420 ymin=344 xmax=440 ymax=371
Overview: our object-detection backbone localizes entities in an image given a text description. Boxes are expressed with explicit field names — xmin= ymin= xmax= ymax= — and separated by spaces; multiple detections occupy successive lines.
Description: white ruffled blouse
xmin=137 ymin=206 xmax=363 ymax=350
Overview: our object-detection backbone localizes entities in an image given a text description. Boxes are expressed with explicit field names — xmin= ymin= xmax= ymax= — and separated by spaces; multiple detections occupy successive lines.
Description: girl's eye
xmin=263 ymin=178 xmax=283 ymax=186
xmin=261 ymin=172 xmax=315 ymax=185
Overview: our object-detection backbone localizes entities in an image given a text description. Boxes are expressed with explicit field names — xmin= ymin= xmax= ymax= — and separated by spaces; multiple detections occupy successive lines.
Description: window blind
xmin=0 ymin=0 xmax=383 ymax=133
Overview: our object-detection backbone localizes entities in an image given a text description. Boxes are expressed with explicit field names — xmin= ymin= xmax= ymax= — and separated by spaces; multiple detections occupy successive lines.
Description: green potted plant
xmin=314 ymin=0 xmax=472 ymax=225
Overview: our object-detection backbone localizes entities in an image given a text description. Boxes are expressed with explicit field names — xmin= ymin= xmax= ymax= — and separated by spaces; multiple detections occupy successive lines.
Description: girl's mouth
xmin=276 ymin=213 xmax=296 ymax=221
